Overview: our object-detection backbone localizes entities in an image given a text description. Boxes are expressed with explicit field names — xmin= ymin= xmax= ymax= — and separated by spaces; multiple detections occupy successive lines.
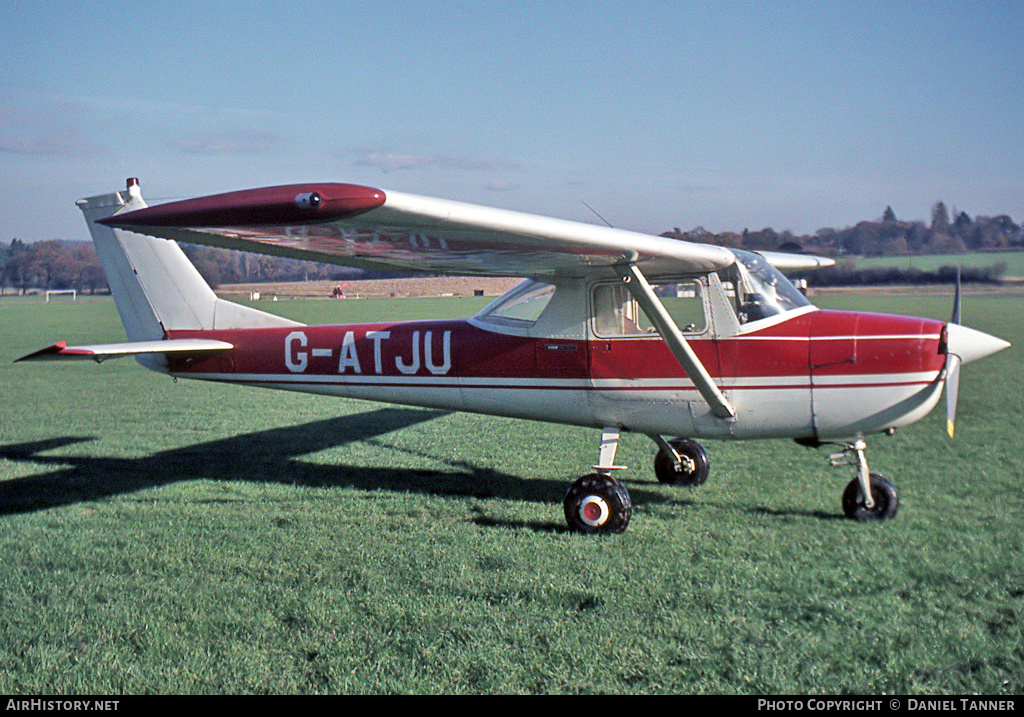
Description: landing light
xmin=295 ymin=192 xmax=322 ymax=210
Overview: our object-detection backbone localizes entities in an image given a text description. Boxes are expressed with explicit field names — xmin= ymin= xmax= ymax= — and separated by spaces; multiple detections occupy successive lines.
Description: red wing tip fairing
xmin=98 ymin=183 xmax=386 ymax=228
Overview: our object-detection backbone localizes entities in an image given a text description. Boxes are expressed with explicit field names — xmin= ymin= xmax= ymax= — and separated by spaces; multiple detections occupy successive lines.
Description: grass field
xmin=0 ymin=291 xmax=1021 ymax=694
xmin=846 ymin=250 xmax=1024 ymax=276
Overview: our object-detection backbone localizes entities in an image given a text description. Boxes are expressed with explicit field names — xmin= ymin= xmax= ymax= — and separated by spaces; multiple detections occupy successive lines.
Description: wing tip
xmin=98 ymin=182 xmax=386 ymax=228
xmin=15 ymin=340 xmax=71 ymax=362
xmin=755 ymin=250 xmax=836 ymax=271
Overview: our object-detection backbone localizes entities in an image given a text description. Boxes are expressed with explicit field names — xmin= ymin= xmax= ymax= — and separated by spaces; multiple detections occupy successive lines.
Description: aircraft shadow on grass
xmin=0 ymin=407 xmax=840 ymax=526
xmin=0 ymin=407 xmax=676 ymax=530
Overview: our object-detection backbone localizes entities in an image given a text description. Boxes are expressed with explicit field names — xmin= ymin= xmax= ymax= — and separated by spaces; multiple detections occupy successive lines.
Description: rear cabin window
xmin=592 ymin=280 xmax=706 ymax=337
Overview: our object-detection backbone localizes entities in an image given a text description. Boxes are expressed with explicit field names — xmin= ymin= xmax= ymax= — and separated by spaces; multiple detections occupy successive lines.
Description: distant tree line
xmin=662 ymin=201 xmax=1023 ymax=258
xmin=0 ymin=239 xmax=366 ymax=294
xmin=798 ymin=261 xmax=1007 ymax=287
xmin=1 ymin=239 xmax=107 ymax=295
xmin=660 ymin=201 xmax=1021 ymax=285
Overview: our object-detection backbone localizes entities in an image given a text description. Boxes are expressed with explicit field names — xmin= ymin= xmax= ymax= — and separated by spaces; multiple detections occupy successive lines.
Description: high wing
xmin=99 ymin=182 xmax=831 ymax=278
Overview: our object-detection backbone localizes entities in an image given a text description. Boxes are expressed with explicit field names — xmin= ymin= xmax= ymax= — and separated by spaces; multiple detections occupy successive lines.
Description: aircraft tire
xmin=842 ymin=473 xmax=899 ymax=521
xmin=564 ymin=474 xmax=632 ymax=535
xmin=654 ymin=438 xmax=710 ymax=486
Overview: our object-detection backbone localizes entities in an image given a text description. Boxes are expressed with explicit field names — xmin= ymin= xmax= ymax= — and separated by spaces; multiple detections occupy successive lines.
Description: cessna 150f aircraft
xmin=17 ymin=179 xmax=1010 ymax=534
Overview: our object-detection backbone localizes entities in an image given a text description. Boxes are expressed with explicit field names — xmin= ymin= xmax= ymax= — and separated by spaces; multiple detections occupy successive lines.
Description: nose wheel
xmin=829 ymin=439 xmax=900 ymax=521
xmin=841 ymin=473 xmax=899 ymax=521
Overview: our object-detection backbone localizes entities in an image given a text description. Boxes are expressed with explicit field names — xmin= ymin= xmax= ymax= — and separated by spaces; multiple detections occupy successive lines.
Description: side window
xmin=645 ymin=281 xmax=707 ymax=333
xmin=593 ymin=280 xmax=706 ymax=336
xmin=593 ymin=282 xmax=643 ymax=336
xmin=476 ymin=280 xmax=555 ymax=327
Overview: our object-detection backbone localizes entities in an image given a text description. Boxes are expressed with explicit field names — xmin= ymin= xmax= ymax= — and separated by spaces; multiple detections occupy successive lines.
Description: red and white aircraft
xmin=18 ymin=179 xmax=1010 ymax=533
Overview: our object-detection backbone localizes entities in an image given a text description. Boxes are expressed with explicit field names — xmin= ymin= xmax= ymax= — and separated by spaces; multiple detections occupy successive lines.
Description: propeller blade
xmin=951 ymin=266 xmax=962 ymax=325
xmin=945 ymin=353 xmax=961 ymax=438
xmin=942 ymin=323 xmax=1009 ymax=439
xmin=942 ymin=269 xmax=1009 ymax=438
xmin=946 ymin=266 xmax=962 ymax=438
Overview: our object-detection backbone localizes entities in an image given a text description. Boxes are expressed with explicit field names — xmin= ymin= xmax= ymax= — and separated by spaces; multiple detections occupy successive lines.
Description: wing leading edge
xmin=101 ymin=180 xmax=833 ymax=278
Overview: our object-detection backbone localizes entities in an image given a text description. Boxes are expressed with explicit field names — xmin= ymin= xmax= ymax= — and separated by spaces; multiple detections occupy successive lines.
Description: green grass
xmin=0 ymin=293 xmax=1021 ymax=694
xmin=847 ymin=250 xmax=1024 ymax=275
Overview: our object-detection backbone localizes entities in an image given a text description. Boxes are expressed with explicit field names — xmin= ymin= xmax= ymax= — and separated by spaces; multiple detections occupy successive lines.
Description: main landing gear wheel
xmin=842 ymin=473 xmax=899 ymax=521
xmin=654 ymin=438 xmax=710 ymax=486
xmin=564 ymin=473 xmax=632 ymax=535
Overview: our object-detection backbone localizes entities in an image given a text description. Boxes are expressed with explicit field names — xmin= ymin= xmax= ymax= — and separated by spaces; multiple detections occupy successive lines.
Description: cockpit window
xmin=718 ymin=249 xmax=812 ymax=324
xmin=475 ymin=279 xmax=555 ymax=327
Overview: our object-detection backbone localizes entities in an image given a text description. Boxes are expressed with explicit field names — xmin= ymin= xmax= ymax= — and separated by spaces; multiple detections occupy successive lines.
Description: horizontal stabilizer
xmin=15 ymin=338 xmax=233 ymax=364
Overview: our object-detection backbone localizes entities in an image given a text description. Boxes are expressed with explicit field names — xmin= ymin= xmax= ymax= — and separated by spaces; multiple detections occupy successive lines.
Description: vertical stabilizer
xmin=77 ymin=179 xmax=300 ymax=344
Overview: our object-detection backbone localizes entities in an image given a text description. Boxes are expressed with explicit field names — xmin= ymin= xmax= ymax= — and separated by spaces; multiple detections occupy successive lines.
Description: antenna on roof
xmin=581 ymin=200 xmax=614 ymax=228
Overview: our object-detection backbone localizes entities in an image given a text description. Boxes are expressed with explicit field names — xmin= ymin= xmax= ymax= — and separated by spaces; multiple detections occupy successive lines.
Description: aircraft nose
xmin=945 ymin=323 xmax=1011 ymax=364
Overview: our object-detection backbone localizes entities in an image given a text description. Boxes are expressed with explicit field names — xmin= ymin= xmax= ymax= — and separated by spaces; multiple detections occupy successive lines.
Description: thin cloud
xmin=0 ymin=99 xmax=106 ymax=156
xmin=486 ymin=180 xmax=519 ymax=192
xmin=353 ymin=150 xmax=518 ymax=173
xmin=169 ymin=130 xmax=279 ymax=155
xmin=0 ymin=132 xmax=104 ymax=156
xmin=353 ymin=152 xmax=435 ymax=172
xmin=432 ymin=154 xmax=519 ymax=172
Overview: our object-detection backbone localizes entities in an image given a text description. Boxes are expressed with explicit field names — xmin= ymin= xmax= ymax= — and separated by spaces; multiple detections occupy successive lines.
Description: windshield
xmin=719 ymin=250 xmax=812 ymax=324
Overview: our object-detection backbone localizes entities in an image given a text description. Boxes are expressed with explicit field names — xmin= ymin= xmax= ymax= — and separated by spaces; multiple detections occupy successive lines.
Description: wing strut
xmin=615 ymin=263 xmax=735 ymax=419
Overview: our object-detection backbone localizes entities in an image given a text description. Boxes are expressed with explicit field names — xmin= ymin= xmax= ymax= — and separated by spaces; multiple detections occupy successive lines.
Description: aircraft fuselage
xmin=165 ymin=305 xmax=947 ymax=444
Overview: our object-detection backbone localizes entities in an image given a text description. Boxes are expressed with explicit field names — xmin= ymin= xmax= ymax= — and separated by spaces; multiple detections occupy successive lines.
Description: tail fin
xmin=78 ymin=178 xmax=300 ymax=342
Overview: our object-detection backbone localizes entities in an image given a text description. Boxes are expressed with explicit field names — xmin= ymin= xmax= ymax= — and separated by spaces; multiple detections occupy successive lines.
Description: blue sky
xmin=2 ymin=0 xmax=1022 ymax=243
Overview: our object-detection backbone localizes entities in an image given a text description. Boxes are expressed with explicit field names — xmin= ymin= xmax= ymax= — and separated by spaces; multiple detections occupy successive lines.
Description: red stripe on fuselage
xmin=165 ymin=310 xmax=945 ymax=383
